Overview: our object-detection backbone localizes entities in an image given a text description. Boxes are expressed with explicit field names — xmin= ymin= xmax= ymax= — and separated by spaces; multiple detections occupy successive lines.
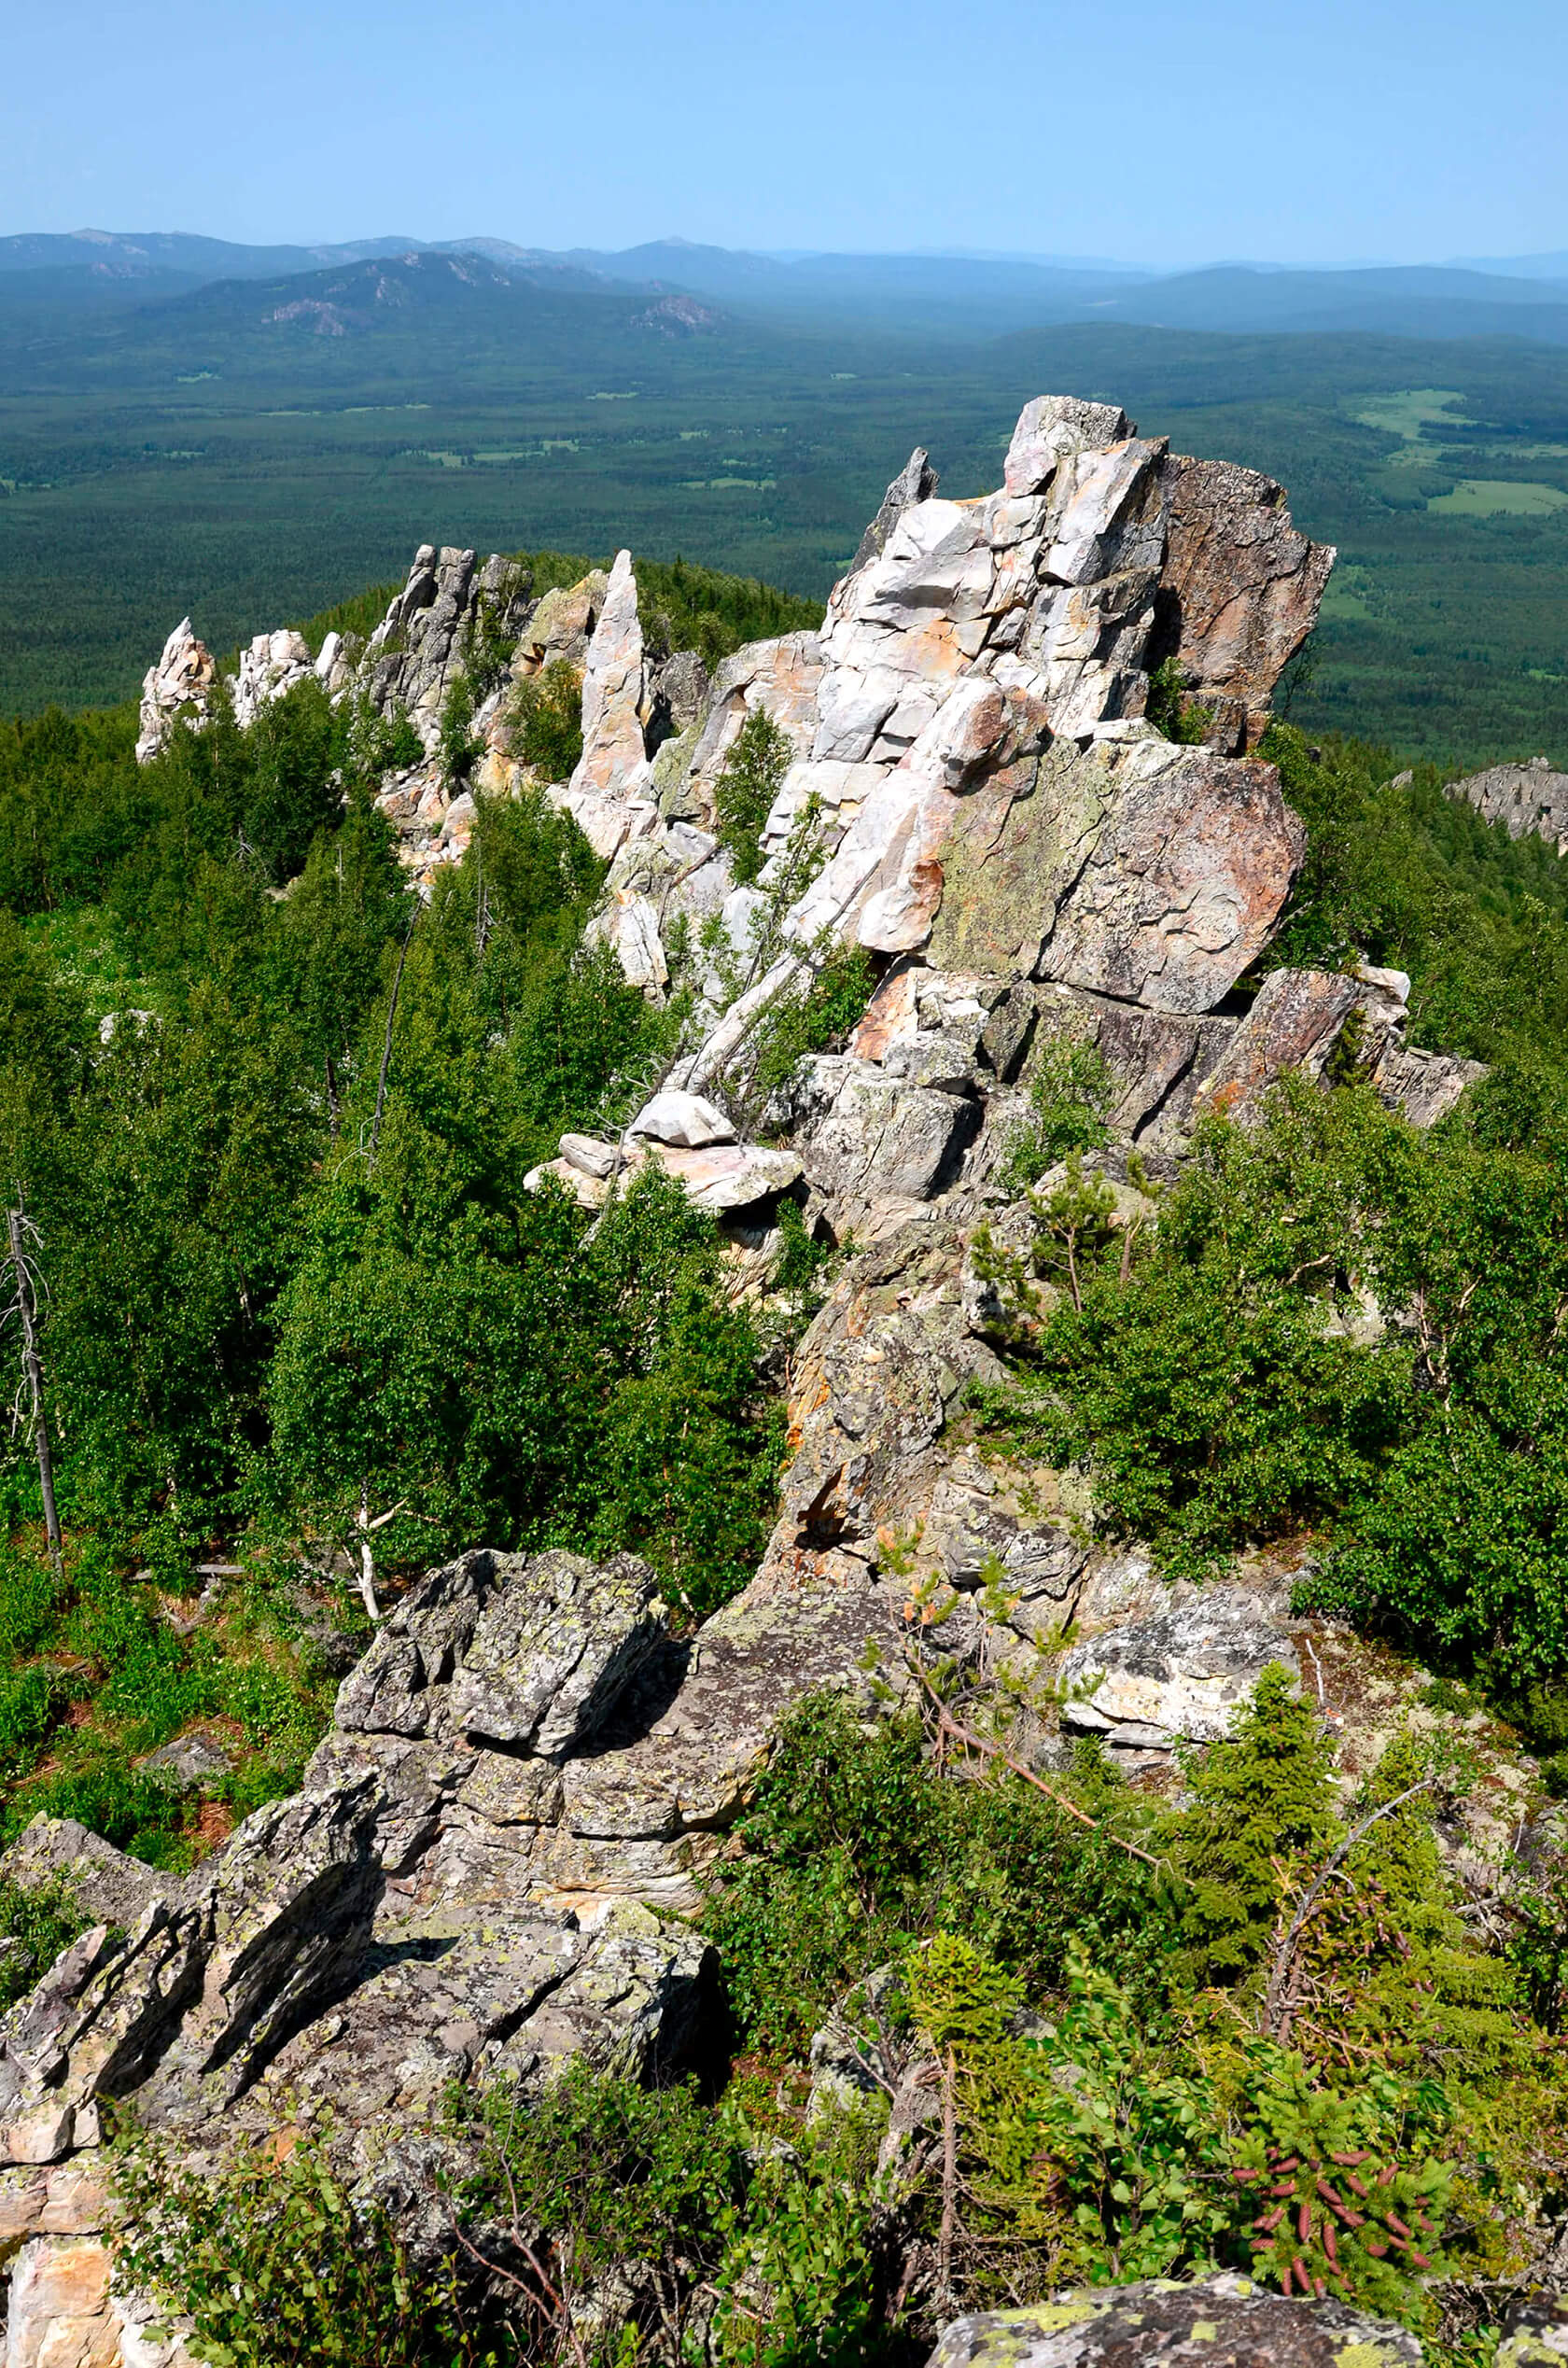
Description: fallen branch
xmin=909 ymin=1661 xmax=1164 ymax=1871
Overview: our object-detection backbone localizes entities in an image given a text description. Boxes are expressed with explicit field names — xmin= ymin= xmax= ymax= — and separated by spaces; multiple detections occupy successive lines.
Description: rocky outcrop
xmin=1448 ymin=753 xmax=1568 ymax=856
xmin=362 ymin=544 xmax=533 ymax=750
xmin=134 ymin=621 xmax=215 ymax=764
xmin=926 ymin=2275 xmax=1422 ymax=2368
xmin=562 ymin=549 xmax=657 ymax=856
xmin=229 ymin=627 xmax=326 ymax=729
xmin=0 ymin=1547 xmax=724 ymax=2278
xmin=1155 ymin=455 xmax=1338 ymax=753
xmin=77 ymin=400 xmax=1535 ymax=2368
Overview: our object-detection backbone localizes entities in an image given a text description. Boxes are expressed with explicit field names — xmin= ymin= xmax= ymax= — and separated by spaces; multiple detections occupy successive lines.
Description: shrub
xmin=509 ymin=662 xmax=583 ymax=783
xmin=713 ymin=710 xmax=791 ymax=886
xmin=0 ymin=1873 xmax=91 ymax=2010
xmin=116 ymin=2132 xmax=497 ymax=2368
xmin=1001 ymin=1036 xmax=1114 ymax=1189
xmin=706 ymin=1693 xmax=1168 ymax=2053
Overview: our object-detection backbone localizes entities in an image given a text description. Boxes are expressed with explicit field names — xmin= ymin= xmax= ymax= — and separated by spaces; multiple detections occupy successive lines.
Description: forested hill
xmin=0 ymin=428 xmax=1564 ymax=2367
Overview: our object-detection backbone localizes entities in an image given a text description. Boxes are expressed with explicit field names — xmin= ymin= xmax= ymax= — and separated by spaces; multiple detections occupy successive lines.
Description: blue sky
xmin=4 ymin=0 xmax=1564 ymax=265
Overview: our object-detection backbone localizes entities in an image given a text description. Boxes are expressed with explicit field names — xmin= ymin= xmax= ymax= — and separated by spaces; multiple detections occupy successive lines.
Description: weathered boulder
xmin=926 ymin=2275 xmax=1421 ymax=2368
xmin=335 ymin=1547 xmax=508 ymax=1738
xmin=134 ymin=621 xmax=214 ymax=764
xmin=628 ymin=1090 xmax=735 ymax=1148
xmin=228 ymin=627 xmax=315 ymax=730
xmin=449 ymin=1549 xmax=666 ymax=1757
xmin=1156 ymin=453 xmax=1337 ymax=752
xmin=526 ymin=1138 xmax=803 ymax=1216
xmin=0 ymin=1820 xmax=176 ymax=1935
xmin=1058 ymin=1590 xmax=1299 ymax=1753
xmin=1500 ymin=2295 xmax=1568 ymax=2368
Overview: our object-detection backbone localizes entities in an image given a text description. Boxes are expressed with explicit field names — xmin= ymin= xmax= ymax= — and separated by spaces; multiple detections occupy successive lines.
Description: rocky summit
xmin=10 ymin=395 xmax=1560 ymax=2367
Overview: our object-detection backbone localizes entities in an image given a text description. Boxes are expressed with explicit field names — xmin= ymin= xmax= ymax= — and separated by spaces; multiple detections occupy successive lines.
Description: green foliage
xmin=978 ymin=1078 xmax=1568 ymax=1679
xmin=0 ymin=1873 xmax=92 ymax=2010
xmin=634 ymin=555 xmax=823 ymax=672
xmin=1144 ymin=657 xmax=1214 ymax=745
xmin=268 ymin=1149 xmax=778 ymax=1617
xmin=909 ymin=1932 xmax=1234 ymax=2283
xmin=713 ymin=709 xmax=791 ymax=887
xmin=706 ymin=1693 xmax=1169 ymax=2053
xmin=116 ymin=2130 xmax=499 ymax=2368
xmin=438 ymin=670 xmax=483 ymax=786
xmin=1166 ymin=1665 xmax=1339 ymax=1986
xmin=1233 ymin=2059 xmax=1454 ymax=2310
xmin=1002 ymin=1037 xmax=1113 ymax=1189
xmin=749 ymin=946 xmax=875 ymax=1104
xmin=1263 ymin=721 xmax=1568 ymax=1086
xmin=459 ymin=2061 xmax=744 ymax=2320
xmin=508 ymin=663 xmax=583 ymax=784
xmin=979 ymin=1088 xmax=1410 ymax=1575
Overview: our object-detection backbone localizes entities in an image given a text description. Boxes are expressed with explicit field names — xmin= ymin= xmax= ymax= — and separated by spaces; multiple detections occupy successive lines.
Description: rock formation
xmin=134 ymin=621 xmax=215 ymax=764
xmin=1447 ymin=753 xmax=1568 ymax=856
xmin=54 ymin=398 xmax=1547 ymax=2366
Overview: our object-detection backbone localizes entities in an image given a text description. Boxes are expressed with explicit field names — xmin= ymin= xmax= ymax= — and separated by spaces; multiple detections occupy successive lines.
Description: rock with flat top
xmin=926 ymin=2275 xmax=1421 ymax=2368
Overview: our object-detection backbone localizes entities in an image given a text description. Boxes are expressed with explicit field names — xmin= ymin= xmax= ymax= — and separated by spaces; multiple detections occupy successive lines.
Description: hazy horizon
xmin=4 ymin=0 xmax=1564 ymax=268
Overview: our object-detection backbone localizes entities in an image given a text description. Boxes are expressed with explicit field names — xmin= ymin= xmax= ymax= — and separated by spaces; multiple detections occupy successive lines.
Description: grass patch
xmin=1428 ymin=479 xmax=1568 ymax=516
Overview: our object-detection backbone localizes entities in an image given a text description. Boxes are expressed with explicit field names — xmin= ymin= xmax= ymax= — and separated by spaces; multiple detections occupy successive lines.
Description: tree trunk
xmin=7 ymin=1209 xmax=61 ymax=1574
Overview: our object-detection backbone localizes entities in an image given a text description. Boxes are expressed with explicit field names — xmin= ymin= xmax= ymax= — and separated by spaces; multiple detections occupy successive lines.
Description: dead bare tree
xmin=2 ymin=1199 xmax=62 ymax=1573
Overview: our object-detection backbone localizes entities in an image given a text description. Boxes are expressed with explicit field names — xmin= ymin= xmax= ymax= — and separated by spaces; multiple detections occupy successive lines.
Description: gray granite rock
xmin=449 ymin=1550 xmax=666 ymax=1757
xmin=1059 ymin=1590 xmax=1299 ymax=1752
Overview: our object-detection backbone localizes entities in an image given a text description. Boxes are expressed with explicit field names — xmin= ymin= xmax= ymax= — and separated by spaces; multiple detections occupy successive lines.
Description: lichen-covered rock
xmin=925 ymin=2274 xmax=1421 ymax=2368
xmin=449 ymin=1549 xmax=666 ymax=1757
xmin=0 ymin=1819 xmax=177 ymax=1935
xmin=1500 ymin=2294 xmax=1568 ymax=2368
xmin=335 ymin=1548 xmax=509 ymax=1737
xmin=1058 ymin=1590 xmax=1300 ymax=1752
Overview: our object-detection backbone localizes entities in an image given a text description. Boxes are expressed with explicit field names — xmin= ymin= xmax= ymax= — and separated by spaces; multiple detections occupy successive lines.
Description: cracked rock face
xmin=1058 ymin=1592 xmax=1301 ymax=1754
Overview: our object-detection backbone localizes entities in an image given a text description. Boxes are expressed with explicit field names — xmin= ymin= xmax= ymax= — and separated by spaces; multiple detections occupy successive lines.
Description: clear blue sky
xmin=4 ymin=0 xmax=1564 ymax=266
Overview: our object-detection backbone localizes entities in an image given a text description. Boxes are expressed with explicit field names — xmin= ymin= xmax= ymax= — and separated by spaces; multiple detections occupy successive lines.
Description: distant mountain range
xmin=3 ymin=228 xmax=1568 ymax=347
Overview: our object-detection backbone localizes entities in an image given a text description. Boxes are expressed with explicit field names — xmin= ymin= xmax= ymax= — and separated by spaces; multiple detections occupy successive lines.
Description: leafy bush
xmin=509 ymin=662 xmax=583 ymax=784
xmin=117 ymin=2132 xmax=499 ymax=2368
xmin=707 ymin=1694 xmax=1169 ymax=2053
xmin=0 ymin=1872 xmax=91 ymax=2010
xmin=438 ymin=671 xmax=483 ymax=786
xmin=1001 ymin=1036 xmax=1114 ymax=1189
xmin=1144 ymin=657 xmax=1214 ymax=745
